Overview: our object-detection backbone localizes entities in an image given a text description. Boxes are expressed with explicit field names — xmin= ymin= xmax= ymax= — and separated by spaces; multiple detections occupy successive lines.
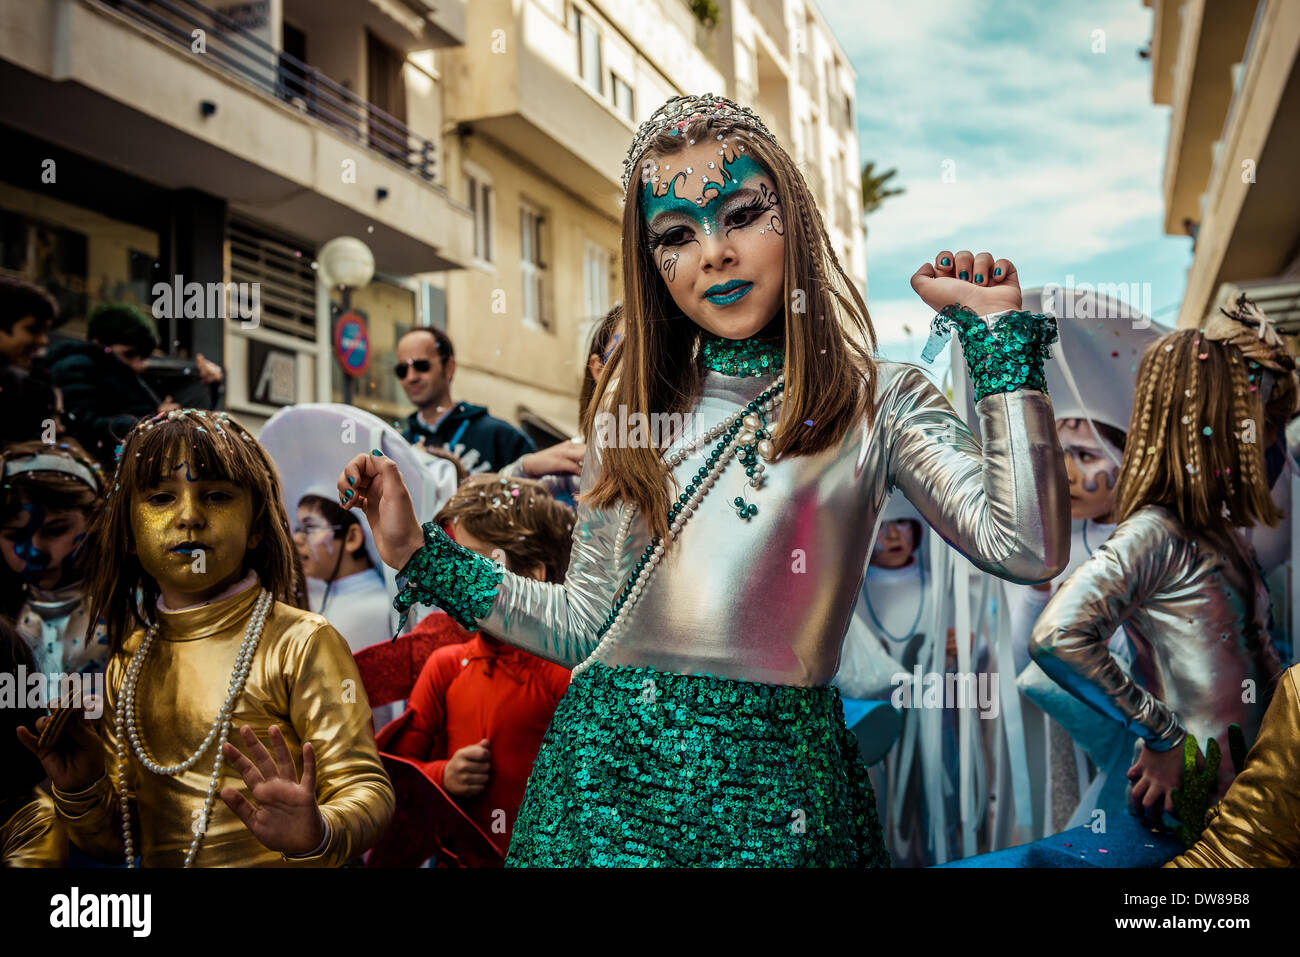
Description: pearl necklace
xmin=116 ymin=588 xmax=274 ymax=867
xmin=573 ymin=375 xmax=784 ymax=675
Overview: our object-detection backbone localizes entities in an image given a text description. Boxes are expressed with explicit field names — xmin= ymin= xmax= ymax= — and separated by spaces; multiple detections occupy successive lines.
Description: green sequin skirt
xmin=505 ymin=661 xmax=891 ymax=867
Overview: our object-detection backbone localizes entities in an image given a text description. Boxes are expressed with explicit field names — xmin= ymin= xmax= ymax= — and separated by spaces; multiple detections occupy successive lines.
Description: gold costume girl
xmin=19 ymin=409 xmax=393 ymax=866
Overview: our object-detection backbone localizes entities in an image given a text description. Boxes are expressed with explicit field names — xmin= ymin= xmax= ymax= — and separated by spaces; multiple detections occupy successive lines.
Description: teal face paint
xmin=641 ymin=152 xmax=767 ymax=230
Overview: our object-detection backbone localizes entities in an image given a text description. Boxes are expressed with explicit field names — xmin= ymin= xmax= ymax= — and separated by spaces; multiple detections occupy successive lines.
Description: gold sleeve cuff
xmin=1165 ymin=665 xmax=1300 ymax=867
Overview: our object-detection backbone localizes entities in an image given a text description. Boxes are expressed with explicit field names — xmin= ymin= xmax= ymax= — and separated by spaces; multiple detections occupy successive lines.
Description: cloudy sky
xmin=815 ymin=0 xmax=1193 ymax=363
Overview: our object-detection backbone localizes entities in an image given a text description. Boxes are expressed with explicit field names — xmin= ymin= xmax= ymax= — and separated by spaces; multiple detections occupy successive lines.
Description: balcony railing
xmin=94 ymin=0 xmax=437 ymax=181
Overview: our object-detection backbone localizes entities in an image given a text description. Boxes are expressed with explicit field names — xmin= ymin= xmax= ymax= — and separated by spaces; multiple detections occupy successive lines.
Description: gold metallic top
xmin=52 ymin=583 xmax=394 ymax=867
xmin=2 ymin=791 xmax=67 ymax=867
xmin=479 ymin=361 xmax=1071 ymax=684
xmin=1166 ymin=664 xmax=1300 ymax=867
xmin=1030 ymin=506 xmax=1282 ymax=751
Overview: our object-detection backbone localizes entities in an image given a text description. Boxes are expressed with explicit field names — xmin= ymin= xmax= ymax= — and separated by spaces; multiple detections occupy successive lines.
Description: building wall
xmin=438 ymin=132 xmax=621 ymax=436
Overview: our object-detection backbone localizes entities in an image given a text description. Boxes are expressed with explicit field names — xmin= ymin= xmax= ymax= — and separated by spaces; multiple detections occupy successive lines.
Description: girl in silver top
xmin=1030 ymin=299 xmax=1293 ymax=827
xmin=341 ymin=94 xmax=1071 ymax=867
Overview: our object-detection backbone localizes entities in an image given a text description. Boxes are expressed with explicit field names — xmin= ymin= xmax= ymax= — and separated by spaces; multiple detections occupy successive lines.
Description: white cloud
xmin=810 ymin=0 xmax=1181 ymax=306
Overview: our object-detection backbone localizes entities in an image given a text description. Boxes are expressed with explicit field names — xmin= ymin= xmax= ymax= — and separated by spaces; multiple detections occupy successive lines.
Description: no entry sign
xmin=334 ymin=311 xmax=370 ymax=378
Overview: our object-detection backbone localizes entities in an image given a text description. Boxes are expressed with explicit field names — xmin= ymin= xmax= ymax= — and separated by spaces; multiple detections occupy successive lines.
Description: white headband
xmin=3 ymin=453 xmax=100 ymax=492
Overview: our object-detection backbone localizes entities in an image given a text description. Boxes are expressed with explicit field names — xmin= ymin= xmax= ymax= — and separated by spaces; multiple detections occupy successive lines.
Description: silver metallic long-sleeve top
xmin=463 ymin=361 xmax=1069 ymax=686
xmin=1030 ymin=505 xmax=1283 ymax=752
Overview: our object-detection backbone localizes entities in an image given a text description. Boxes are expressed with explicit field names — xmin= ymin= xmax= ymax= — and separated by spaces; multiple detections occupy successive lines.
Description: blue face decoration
xmin=6 ymin=502 xmax=88 ymax=588
xmin=640 ymin=150 xmax=783 ymax=284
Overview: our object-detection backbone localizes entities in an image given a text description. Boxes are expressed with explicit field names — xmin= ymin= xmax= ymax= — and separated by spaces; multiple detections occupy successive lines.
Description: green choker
xmin=697 ymin=330 xmax=785 ymax=377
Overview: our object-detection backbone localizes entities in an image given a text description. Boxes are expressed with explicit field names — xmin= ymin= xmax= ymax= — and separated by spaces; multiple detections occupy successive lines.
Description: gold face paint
xmin=130 ymin=459 xmax=255 ymax=605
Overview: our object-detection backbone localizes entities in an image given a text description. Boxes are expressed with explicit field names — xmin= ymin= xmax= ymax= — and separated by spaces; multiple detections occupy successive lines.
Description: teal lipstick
xmin=705 ymin=279 xmax=754 ymax=305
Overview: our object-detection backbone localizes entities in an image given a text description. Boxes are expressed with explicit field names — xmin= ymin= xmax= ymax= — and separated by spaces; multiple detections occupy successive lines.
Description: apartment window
xmin=366 ymin=30 xmax=408 ymax=163
xmin=611 ymin=73 xmax=634 ymax=121
xmin=583 ymin=242 xmax=612 ymax=322
xmin=572 ymin=7 xmax=603 ymax=95
xmin=466 ymin=171 xmax=494 ymax=263
xmin=520 ymin=202 xmax=551 ymax=331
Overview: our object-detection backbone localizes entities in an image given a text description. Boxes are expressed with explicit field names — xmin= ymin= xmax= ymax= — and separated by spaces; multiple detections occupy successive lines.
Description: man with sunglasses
xmin=395 ymin=327 xmax=538 ymax=476
xmin=46 ymin=303 xmax=220 ymax=469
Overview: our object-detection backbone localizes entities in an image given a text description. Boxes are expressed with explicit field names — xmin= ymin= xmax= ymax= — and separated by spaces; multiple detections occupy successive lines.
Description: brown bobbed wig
xmin=83 ymin=410 xmax=307 ymax=653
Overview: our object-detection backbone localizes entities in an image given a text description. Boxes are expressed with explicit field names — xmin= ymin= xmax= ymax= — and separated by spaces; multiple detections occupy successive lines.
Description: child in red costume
xmin=381 ymin=475 xmax=574 ymax=856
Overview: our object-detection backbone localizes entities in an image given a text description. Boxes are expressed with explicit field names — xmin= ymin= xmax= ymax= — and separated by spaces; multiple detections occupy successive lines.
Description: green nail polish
xmin=959 ymin=270 xmax=969 ymax=280
xmin=344 ymin=489 xmax=354 ymax=500
xmin=940 ymin=257 xmax=951 ymax=266
xmin=347 ymin=476 xmax=355 ymax=485
xmin=994 ymin=267 xmax=1002 ymax=276
xmin=974 ymin=273 xmax=983 ymax=283
xmin=371 ymin=448 xmax=384 ymax=457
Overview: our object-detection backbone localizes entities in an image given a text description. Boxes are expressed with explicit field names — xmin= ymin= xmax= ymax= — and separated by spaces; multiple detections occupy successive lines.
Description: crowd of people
xmin=2 ymin=92 xmax=1298 ymax=869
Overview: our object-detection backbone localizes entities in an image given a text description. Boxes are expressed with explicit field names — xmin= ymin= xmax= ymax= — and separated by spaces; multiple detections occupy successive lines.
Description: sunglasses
xmin=394 ymin=358 xmax=438 ymax=379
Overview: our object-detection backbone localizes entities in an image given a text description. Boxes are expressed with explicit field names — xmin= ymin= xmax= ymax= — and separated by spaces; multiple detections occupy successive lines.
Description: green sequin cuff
xmin=393 ymin=521 xmax=503 ymax=632
xmin=921 ymin=304 xmax=1058 ymax=403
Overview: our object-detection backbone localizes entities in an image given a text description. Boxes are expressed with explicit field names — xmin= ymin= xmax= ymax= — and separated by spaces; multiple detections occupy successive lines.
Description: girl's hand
xmin=337 ymin=451 xmax=425 ymax=570
xmin=910 ymin=251 xmax=1023 ymax=316
xmin=16 ymin=697 xmax=105 ymax=793
xmin=220 ymin=724 xmax=326 ymax=857
xmin=522 ymin=440 xmax=585 ymax=478
xmin=1126 ymin=739 xmax=1188 ymax=826
xmin=442 ymin=738 xmax=492 ymax=798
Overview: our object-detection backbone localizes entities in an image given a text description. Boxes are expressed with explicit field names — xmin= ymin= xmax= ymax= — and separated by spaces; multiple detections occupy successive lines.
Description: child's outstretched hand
xmin=220 ymin=724 xmax=326 ymax=857
xmin=911 ymin=250 xmax=1022 ymax=316
xmin=337 ymin=450 xmax=425 ymax=570
xmin=16 ymin=697 xmax=105 ymax=794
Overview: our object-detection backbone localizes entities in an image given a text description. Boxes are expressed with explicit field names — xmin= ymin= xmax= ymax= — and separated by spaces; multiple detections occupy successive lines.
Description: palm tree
xmin=860 ymin=161 xmax=903 ymax=235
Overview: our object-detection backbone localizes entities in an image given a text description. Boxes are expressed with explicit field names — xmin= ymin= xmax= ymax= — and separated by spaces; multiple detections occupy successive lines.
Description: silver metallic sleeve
xmin=886 ymin=373 xmax=1070 ymax=585
xmin=473 ymin=441 xmax=628 ymax=669
xmin=1028 ymin=509 xmax=1189 ymax=750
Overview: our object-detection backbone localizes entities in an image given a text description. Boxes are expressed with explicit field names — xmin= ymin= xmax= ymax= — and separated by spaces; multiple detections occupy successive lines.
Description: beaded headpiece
xmin=1204 ymin=294 xmax=1295 ymax=372
xmin=622 ymin=93 xmax=776 ymax=192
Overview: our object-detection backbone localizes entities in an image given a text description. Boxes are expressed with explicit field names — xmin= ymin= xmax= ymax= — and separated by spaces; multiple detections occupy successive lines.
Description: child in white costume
xmin=836 ymin=492 xmax=995 ymax=865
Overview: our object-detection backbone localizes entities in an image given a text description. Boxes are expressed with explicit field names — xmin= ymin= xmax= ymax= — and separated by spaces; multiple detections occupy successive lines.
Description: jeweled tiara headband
xmin=621 ymin=93 xmax=776 ymax=192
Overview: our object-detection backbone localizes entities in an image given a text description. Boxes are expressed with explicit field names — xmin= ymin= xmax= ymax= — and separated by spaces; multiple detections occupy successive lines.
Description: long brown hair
xmin=583 ymin=112 xmax=877 ymax=547
xmin=1115 ymin=329 xmax=1291 ymax=531
xmin=84 ymin=409 xmax=307 ymax=653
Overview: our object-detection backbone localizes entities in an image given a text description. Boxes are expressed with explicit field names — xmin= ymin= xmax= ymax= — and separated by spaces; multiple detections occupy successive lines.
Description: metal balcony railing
xmin=94 ymin=0 xmax=437 ymax=181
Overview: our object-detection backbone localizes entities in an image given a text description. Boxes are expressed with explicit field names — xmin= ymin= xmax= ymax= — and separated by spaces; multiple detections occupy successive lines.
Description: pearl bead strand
xmin=572 ymin=377 xmax=784 ymax=675
xmin=117 ymin=588 xmax=274 ymax=867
